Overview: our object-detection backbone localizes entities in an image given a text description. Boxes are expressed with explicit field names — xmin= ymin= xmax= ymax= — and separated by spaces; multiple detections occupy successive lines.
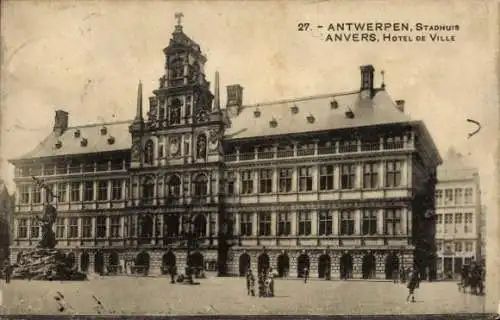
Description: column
xmin=91 ymin=217 xmax=96 ymax=238
xmin=14 ymin=219 xmax=18 ymax=240
xmin=354 ymin=209 xmax=361 ymax=235
xmin=253 ymin=170 xmax=258 ymax=195
xmin=158 ymin=214 xmax=164 ymax=238
xmin=206 ymin=213 xmax=211 ymax=237
xmin=401 ymin=207 xmax=407 ymax=235
xmin=214 ymin=213 xmax=219 ymax=236
xmin=252 ymin=212 xmax=258 ymax=236
xmin=78 ymin=217 xmax=83 ymax=238
xmin=379 ymin=161 xmax=385 ymax=188
xmin=120 ymin=216 xmax=125 ymax=238
xmin=65 ymin=217 xmax=69 ymax=239
xmin=235 ymin=147 xmax=240 ymax=161
xmin=311 ymin=210 xmax=318 ymax=236
xmin=151 ymin=215 xmax=156 ymax=244
xmin=290 ymin=211 xmax=297 ymax=235
xmin=313 ymin=140 xmax=318 ymax=156
xmin=332 ymin=210 xmax=339 ymax=235
xmin=402 ymin=158 xmax=408 ymax=187
xmin=356 ymin=163 xmax=362 ymax=189
xmin=179 ymin=215 xmax=183 ymax=234
xmin=271 ymin=212 xmax=276 ymax=236
xmin=407 ymin=209 xmax=412 ymax=235
xmin=334 ymin=165 xmax=340 ymax=189
xmin=234 ymin=212 xmax=240 ymax=236
xmin=273 ymin=168 xmax=278 ymax=193
xmin=293 ymin=141 xmax=298 ymax=157
xmin=377 ymin=209 xmax=384 ymax=235
xmin=106 ymin=216 xmax=110 ymax=238
xmin=93 ymin=181 xmax=97 ymax=202
xmin=379 ymin=136 xmax=384 ymax=150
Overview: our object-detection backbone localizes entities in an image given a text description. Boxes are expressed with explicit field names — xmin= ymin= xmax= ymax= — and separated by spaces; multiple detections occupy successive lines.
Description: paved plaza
xmin=0 ymin=275 xmax=486 ymax=316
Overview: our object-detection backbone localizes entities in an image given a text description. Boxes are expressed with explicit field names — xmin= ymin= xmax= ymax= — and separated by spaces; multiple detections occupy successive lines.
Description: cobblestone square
xmin=0 ymin=276 xmax=486 ymax=316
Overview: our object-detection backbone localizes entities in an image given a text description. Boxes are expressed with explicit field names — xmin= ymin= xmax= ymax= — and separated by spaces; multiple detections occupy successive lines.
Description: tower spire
xmin=175 ymin=12 xmax=184 ymax=32
xmin=214 ymin=71 xmax=220 ymax=111
xmin=135 ymin=81 xmax=143 ymax=121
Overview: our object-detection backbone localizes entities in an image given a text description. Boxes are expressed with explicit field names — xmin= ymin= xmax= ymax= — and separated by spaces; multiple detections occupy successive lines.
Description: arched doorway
xmin=385 ymin=252 xmax=399 ymax=279
xmin=257 ymin=253 xmax=270 ymax=274
xmin=94 ymin=251 xmax=104 ymax=274
xmin=193 ymin=214 xmax=207 ymax=238
xmin=138 ymin=215 xmax=154 ymax=245
xmin=277 ymin=253 xmax=290 ymax=277
xmin=318 ymin=254 xmax=331 ymax=278
xmin=66 ymin=252 xmax=76 ymax=269
xmin=340 ymin=253 xmax=353 ymax=279
xmin=362 ymin=253 xmax=376 ymax=279
xmin=239 ymin=253 xmax=251 ymax=276
xmin=80 ymin=252 xmax=90 ymax=272
xmin=297 ymin=254 xmax=310 ymax=278
xmin=162 ymin=251 xmax=176 ymax=274
xmin=188 ymin=252 xmax=204 ymax=270
xmin=108 ymin=252 xmax=119 ymax=273
xmin=135 ymin=251 xmax=150 ymax=275
xmin=163 ymin=214 xmax=179 ymax=245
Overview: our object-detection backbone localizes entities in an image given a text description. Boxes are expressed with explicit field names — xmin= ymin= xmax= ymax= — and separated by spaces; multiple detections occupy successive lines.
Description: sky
xmin=0 ymin=0 xmax=498 ymax=207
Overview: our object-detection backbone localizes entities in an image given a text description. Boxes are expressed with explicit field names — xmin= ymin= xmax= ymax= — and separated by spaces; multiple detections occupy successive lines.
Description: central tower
xmin=128 ymin=15 xmax=228 ymax=275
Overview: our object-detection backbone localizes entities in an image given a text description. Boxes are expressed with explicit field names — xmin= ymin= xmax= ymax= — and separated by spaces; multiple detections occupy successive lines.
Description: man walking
xmin=406 ymin=267 xmax=419 ymax=303
xmin=3 ymin=261 xmax=12 ymax=284
xmin=303 ymin=267 xmax=309 ymax=284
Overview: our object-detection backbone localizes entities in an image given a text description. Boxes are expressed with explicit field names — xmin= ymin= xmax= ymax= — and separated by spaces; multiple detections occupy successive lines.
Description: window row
xmin=18 ymin=180 xmax=125 ymax=204
xmin=435 ymin=188 xmax=474 ymax=206
xmin=228 ymin=161 xmax=403 ymax=195
xmin=238 ymin=209 xmax=404 ymax=236
xmin=436 ymin=213 xmax=474 ymax=234
xmin=437 ymin=241 xmax=475 ymax=253
xmin=15 ymin=159 xmax=127 ymax=177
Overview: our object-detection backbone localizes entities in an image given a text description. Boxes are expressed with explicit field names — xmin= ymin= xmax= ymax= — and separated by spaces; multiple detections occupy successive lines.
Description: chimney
xmin=226 ymin=84 xmax=243 ymax=116
xmin=395 ymin=100 xmax=405 ymax=112
xmin=53 ymin=110 xmax=69 ymax=136
xmin=360 ymin=65 xmax=375 ymax=96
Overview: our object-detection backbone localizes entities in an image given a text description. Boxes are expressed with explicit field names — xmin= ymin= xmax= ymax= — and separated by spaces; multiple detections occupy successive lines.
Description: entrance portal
xmin=297 ymin=254 xmax=310 ymax=278
xmin=80 ymin=252 xmax=90 ymax=272
xmin=318 ymin=254 xmax=331 ymax=278
xmin=162 ymin=251 xmax=176 ymax=274
xmin=362 ymin=253 xmax=376 ymax=279
xmin=385 ymin=252 xmax=399 ymax=280
xmin=135 ymin=251 xmax=150 ymax=275
xmin=258 ymin=253 xmax=270 ymax=274
xmin=94 ymin=251 xmax=104 ymax=274
xmin=188 ymin=252 xmax=204 ymax=270
xmin=340 ymin=253 xmax=353 ymax=279
xmin=277 ymin=253 xmax=290 ymax=277
xmin=239 ymin=253 xmax=251 ymax=276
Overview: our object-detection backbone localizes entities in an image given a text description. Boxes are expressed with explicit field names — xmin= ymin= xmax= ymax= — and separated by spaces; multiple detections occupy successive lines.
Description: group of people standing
xmin=459 ymin=262 xmax=484 ymax=295
xmin=246 ymin=268 xmax=275 ymax=297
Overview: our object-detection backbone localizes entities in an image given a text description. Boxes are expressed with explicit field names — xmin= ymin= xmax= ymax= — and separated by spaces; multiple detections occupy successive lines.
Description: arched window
xmin=144 ymin=140 xmax=154 ymax=164
xmin=196 ymin=134 xmax=207 ymax=159
xmin=193 ymin=214 xmax=207 ymax=237
xmin=142 ymin=177 xmax=155 ymax=202
xmin=170 ymin=58 xmax=183 ymax=79
xmin=193 ymin=174 xmax=208 ymax=198
xmin=167 ymin=175 xmax=181 ymax=197
xmin=169 ymin=99 xmax=182 ymax=125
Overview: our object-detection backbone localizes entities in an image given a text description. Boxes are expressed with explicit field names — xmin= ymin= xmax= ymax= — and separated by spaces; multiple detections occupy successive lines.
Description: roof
xmin=437 ymin=147 xmax=478 ymax=181
xmin=224 ymin=89 xmax=412 ymax=140
xmin=11 ymin=120 xmax=133 ymax=162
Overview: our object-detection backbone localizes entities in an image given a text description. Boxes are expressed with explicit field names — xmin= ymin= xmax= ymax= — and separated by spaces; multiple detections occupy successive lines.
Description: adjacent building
xmin=0 ymin=179 xmax=14 ymax=264
xmin=8 ymin=20 xmax=442 ymax=279
xmin=435 ymin=148 xmax=483 ymax=279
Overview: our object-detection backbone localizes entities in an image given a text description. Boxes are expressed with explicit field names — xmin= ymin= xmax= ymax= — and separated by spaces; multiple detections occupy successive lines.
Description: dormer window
xmin=269 ymin=118 xmax=278 ymax=128
xmin=330 ymin=99 xmax=338 ymax=109
xmin=74 ymin=129 xmax=81 ymax=138
xmin=80 ymin=138 xmax=88 ymax=147
xmin=107 ymin=136 xmax=115 ymax=145
xmin=306 ymin=114 xmax=315 ymax=123
xmin=254 ymin=108 xmax=261 ymax=118
xmin=345 ymin=108 xmax=355 ymax=119
xmin=55 ymin=141 xmax=62 ymax=149
xmin=100 ymin=126 xmax=107 ymax=135
xmin=291 ymin=104 xmax=299 ymax=114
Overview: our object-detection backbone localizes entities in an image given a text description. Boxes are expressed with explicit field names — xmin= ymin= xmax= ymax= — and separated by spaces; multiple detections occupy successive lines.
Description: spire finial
xmin=175 ymin=12 xmax=184 ymax=31
xmin=381 ymin=70 xmax=386 ymax=89
xmin=214 ymin=71 xmax=220 ymax=111
xmin=135 ymin=80 xmax=143 ymax=121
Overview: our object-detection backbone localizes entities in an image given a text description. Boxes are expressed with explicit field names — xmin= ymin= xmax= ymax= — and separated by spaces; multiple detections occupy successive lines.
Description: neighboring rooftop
xmin=437 ymin=147 xmax=479 ymax=181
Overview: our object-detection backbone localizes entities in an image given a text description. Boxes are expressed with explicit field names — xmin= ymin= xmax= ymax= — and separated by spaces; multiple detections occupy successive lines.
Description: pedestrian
xmin=4 ymin=261 xmax=12 ymax=284
xmin=303 ymin=267 xmax=309 ymax=284
xmin=249 ymin=270 xmax=256 ymax=297
xmin=246 ymin=270 xmax=253 ymax=295
xmin=170 ymin=265 xmax=177 ymax=284
xmin=406 ymin=267 xmax=419 ymax=303
xmin=268 ymin=268 xmax=275 ymax=297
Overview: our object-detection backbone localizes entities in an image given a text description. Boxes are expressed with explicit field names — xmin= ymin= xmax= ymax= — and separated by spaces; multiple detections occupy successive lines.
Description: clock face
xmin=169 ymin=139 xmax=179 ymax=155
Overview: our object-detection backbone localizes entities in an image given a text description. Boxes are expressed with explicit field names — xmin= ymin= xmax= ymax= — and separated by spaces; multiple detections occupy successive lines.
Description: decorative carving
xmin=196 ymin=109 xmax=209 ymax=123
xmin=196 ymin=134 xmax=207 ymax=159
xmin=169 ymin=137 xmax=180 ymax=156
xmin=131 ymin=141 xmax=141 ymax=160
xmin=208 ymin=129 xmax=220 ymax=151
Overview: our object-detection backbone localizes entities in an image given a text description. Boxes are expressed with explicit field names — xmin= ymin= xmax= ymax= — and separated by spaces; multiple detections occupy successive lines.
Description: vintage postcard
xmin=0 ymin=0 xmax=499 ymax=318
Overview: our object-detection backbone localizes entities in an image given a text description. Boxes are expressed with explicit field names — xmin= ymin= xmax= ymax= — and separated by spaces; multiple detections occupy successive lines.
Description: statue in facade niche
xmin=197 ymin=134 xmax=207 ymax=159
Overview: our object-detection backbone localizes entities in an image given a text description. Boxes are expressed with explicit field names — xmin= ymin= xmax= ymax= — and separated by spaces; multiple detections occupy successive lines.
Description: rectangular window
xmin=110 ymin=216 xmax=120 ymax=238
xmin=455 ymin=242 xmax=462 ymax=252
xmin=69 ymin=218 xmax=78 ymax=238
xmin=298 ymin=167 xmax=313 ymax=192
xmin=130 ymin=216 xmax=137 ymax=237
xmin=111 ymin=180 xmax=122 ymax=200
xmin=445 ymin=189 xmax=454 ymax=205
xmin=454 ymin=189 xmax=463 ymax=205
xmin=20 ymin=185 xmax=30 ymax=204
xmin=32 ymin=185 xmax=41 ymax=204
xmin=362 ymin=209 xmax=377 ymax=235
xmin=340 ymin=164 xmax=356 ymax=189
xmin=279 ymin=168 xmax=293 ymax=193
xmin=226 ymin=172 xmax=235 ymax=196
xmin=319 ymin=165 xmax=334 ymax=190
xmin=318 ymin=210 xmax=332 ymax=236
xmin=56 ymin=218 xmax=65 ymax=239
xmin=96 ymin=216 xmax=106 ymax=238
xmin=96 ymin=161 xmax=109 ymax=172
xmin=240 ymin=213 xmax=253 ymax=236
xmin=363 ymin=162 xmax=379 ymax=189
xmin=385 ymin=161 xmax=402 ymax=187
xmin=277 ymin=212 xmax=291 ymax=236
xmin=97 ymin=181 xmax=108 ymax=201
xmin=435 ymin=190 xmax=443 ymax=206
xmin=240 ymin=170 xmax=254 ymax=194
xmin=437 ymin=214 xmax=443 ymax=224
xmin=298 ymin=211 xmax=311 ymax=236
xmin=444 ymin=213 xmax=453 ymax=234
xmin=464 ymin=188 xmax=473 ymax=204
xmin=259 ymin=212 xmax=271 ymax=236
xmin=454 ymin=212 xmax=463 ymax=232
xmin=465 ymin=242 xmax=473 ymax=252
xmin=84 ymin=181 xmax=94 ymax=201
xmin=30 ymin=219 xmax=40 ymax=238
xmin=82 ymin=217 xmax=92 ymax=238
xmin=46 ymin=183 xmax=56 ymax=203
xmin=464 ymin=212 xmax=473 ymax=233
xmin=340 ymin=210 xmax=355 ymax=235
xmin=57 ymin=183 xmax=67 ymax=203
xmin=384 ymin=209 xmax=402 ymax=235
xmin=18 ymin=219 xmax=28 ymax=238
xmin=44 ymin=164 xmax=54 ymax=175
xmin=259 ymin=169 xmax=273 ymax=194
xmin=56 ymin=163 xmax=67 ymax=175
xmin=71 ymin=182 xmax=81 ymax=202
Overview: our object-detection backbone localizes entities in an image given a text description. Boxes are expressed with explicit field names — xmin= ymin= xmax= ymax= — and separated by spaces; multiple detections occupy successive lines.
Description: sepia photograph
xmin=0 ymin=0 xmax=499 ymax=318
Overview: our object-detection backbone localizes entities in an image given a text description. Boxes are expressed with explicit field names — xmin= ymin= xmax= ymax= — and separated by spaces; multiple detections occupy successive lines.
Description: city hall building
xmin=9 ymin=21 xmax=442 ymax=280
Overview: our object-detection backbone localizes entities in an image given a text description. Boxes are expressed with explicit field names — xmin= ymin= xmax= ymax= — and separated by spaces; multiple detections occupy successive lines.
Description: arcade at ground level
xmin=10 ymin=248 xmax=432 ymax=279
